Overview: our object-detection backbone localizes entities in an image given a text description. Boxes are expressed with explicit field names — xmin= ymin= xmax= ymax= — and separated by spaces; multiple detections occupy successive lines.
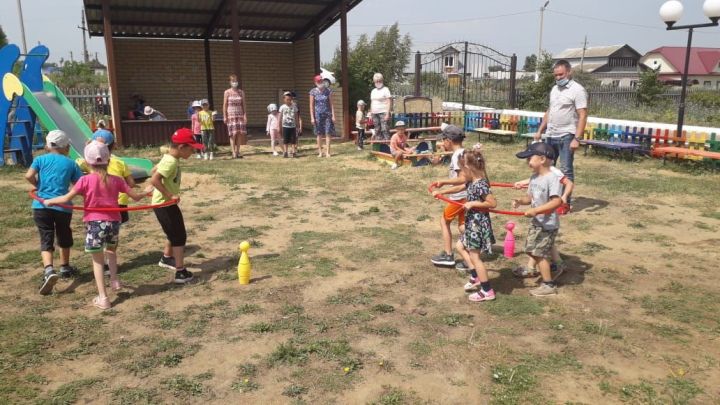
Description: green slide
xmin=20 ymin=78 xmax=153 ymax=177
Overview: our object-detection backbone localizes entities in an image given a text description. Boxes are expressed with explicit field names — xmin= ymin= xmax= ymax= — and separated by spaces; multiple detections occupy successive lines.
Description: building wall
xmin=113 ymin=38 xmax=316 ymax=129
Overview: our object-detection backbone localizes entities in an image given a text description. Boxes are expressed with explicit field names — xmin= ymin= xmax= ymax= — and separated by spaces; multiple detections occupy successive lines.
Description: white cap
xmin=46 ymin=130 xmax=69 ymax=148
xmin=395 ymin=120 xmax=406 ymax=127
xmin=267 ymin=103 xmax=278 ymax=112
xmin=357 ymin=100 xmax=366 ymax=106
xmin=191 ymin=100 xmax=202 ymax=108
xmin=200 ymin=99 xmax=209 ymax=105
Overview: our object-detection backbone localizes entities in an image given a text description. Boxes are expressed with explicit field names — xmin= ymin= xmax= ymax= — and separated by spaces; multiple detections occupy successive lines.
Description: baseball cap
xmin=395 ymin=120 xmax=406 ymax=127
xmin=200 ymin=99 xmax=209 ymax=105
xmin=191 ymin=100 xmax=202 ymax=108
xmin=84 ymin=140 xmax=110 ymax=165
xmin=93 ymin=128 xmax=114 ymax=145
xmin=515 ymin=142 xmax=556 ymax=160
xmin=46 ymin=130 xmax=70 ymax=149
xmin=441 ymin=124 xmax=465 ymax=141
xmin=171 ymin=128 xmax=204 ymax=150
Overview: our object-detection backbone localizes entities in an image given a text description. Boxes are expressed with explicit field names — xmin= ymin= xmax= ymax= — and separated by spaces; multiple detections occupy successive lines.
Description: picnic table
xmin=472 ymin=128 xmax=517 ymax=143
xmin=579 ymin=139 xmax=642 ymax=158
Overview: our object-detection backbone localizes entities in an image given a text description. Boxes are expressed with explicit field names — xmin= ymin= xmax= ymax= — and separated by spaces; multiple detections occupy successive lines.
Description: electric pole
xmin=16 ymin=0 xmax=28 ymax=54
xmin=79 ymin=10 xmax=90 ymax=63
xmin=535 ymin=1 xmax=551 ymax=82
xmin=580 ymin=35 xmax=588 ymax=72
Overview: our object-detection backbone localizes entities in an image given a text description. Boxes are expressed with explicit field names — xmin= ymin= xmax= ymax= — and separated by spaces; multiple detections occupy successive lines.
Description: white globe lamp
xmin=660 ymin=0 xmax=684 ymax=27
xmin=703 ymin=0 xmax=720 ymax=22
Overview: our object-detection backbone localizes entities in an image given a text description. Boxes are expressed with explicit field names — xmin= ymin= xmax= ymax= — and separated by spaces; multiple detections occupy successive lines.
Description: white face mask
xmin=316 ymin=82 xmax=325 ymax=89
xmin=374 ymin=82 xmax=383 ymax=89
xmin=231 ymin=81 xmax=239 ymax=88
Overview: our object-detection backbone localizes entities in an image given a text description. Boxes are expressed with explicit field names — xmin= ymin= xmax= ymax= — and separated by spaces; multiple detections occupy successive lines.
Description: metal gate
xmin=412 ymin=42 xmax=517 ymax=110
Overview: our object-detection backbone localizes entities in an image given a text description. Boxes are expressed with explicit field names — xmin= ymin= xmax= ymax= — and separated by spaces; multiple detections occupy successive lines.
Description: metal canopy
xmin=83 ymin=0 xmax=363 ymax=42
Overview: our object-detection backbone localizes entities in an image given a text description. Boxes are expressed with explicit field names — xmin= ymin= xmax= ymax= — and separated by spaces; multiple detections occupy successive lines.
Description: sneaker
xmin=283 ymin=152 xmax=288 ymax=158
xmin=550 ymin=262 xmax=565 ymax=281
xmin=273 ymin=151 xmax=279 ymax=156
xmin=468 ymin=289 xmax=495 ymax=302
xmin=357 ymin=146 xmax=362 ymax=151
xmin=93 ymin=295 xmax=111 ymax=310
xmin=39 ymin=269 xmax=59 ymax=295
xmin=390 ymin=163 xmax=398 ymax=170
xmin=174 ymin=268 xmax=194 ymax=284
xmin=530 ymin=283 xmax=558 ymax=297
xmin=209 ymin=152 xmax=214 ymax=160
xmin=455 ymin=260 xmax=471 ymax=273
xmin=318 ymin=152 xmax=323 ymax=158
xmin=464 ymin=277 xmax=480 ymax=291
xmin=158 ymin=255 xmax=176 ymax=270
xmin=512 ymin=266 xmax=539 ymax=278
xmin=59 ymin=264 xmax=78 ymax=278
xmin=196 ymin=153 xmax=202 ymax=159
xmin=430 ymin=251 xmax=455 ymax=267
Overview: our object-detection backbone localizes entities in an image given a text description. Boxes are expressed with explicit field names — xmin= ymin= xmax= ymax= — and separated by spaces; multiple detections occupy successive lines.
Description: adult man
xmin=534 ymin=59 xmax=587 ymax=206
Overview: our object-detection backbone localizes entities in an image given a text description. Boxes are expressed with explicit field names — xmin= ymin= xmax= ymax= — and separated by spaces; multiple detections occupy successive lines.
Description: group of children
xmin=189 ymin=99 xmax=217 ymax=160
xmin=266 ymin=91 xmax=302 ymax=158
xmin=430 ymin=124 xmax=573 ymax=301
xmin=26 ymin=127 xmax=201 ymax=309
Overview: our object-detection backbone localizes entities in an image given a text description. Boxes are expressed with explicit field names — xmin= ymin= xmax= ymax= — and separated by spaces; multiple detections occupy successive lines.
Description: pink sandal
xmin=468 ymin=289 xmax=496 ymax=302
xmin=110 ymin=279 xmax=123 ymax=291
xmin=93 ymin=296 xmax=111 ymax=310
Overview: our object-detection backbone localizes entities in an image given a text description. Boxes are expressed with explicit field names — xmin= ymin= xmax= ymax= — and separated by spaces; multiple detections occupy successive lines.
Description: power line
xmin=347 ymin=10 xmax=536 ymax=27
xmin=547 ymin=9 xmax=720 ymax=35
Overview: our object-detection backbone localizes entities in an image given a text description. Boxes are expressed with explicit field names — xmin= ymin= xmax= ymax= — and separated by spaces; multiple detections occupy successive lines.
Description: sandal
xmin=512 ymin=266 xmax=539 ymax=278
xmin=468 ymin=289 xmax=496 ymax=302
xmin=93 ymin=296 xmax=111 ymax=310
xmin=110 ymin=279 xmax=123 ymax=291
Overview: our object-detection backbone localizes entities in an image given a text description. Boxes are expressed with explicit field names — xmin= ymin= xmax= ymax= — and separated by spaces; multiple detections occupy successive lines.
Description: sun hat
xmin=171 ymin=128 xmax=204 ymax=150
xmin=191 ymin=100 xmax=202 ymax=108
xmin=395 ymin=120 xmax=406 ymax=127
xmin=143 ymin=106 xmax=155 ymax=115
xmin=515 ymin=141 xmax=556 ymax=160
xmin=267 ymin=103 xmax=278 ymax=112
xmin=357 ymin=100 xmax=366 ymax=106
xmin=84 ymin=140 xmax=110 ymax=165
xmin=200 ymin=99 xmax=209 ymax=105
xmin=46 ymin=129 xmax=70 ymax=149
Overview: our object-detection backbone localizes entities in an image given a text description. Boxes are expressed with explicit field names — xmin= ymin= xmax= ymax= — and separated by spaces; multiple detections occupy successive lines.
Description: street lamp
xmin=659 ymin=0 xmax=720 ymax=136
xmin=534 ymin=0 xmax=550 ymax=82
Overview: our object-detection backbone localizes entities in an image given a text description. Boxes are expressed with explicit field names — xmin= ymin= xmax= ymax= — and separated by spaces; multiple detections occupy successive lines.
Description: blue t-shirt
xmin=30 ymin=153 xmax=83 ymax=213
xmin=92 ymin=128 xmax=114 ymax=144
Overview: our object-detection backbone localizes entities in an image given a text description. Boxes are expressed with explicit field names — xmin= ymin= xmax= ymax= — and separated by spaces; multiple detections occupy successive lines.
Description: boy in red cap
xmin=151 ymin=128 xmax=203 ymax=284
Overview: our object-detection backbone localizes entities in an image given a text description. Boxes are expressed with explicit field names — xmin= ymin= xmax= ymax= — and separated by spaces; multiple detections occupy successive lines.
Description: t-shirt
xmin=77 ymin=156 xmax=132 ymax=205
xmin=73 ymin=173 xmax=130 ymax=222
xmin=279 ymin=103 xmax=298 ymax=128
xmin=356 ymin=110 xmax=365 ymax=130
xmin=191 ymin=112 xmax=201 ymax=134
xmin=31 ymin=153 xmax=83 ymax=213
xmin=528 ymin=171 xmax=563 ymax=230
xmin=448 ymin=148 xmax=467 ymax=200
xmin=199 ymin=110 xmax=214 ymax=131
xmin=390 ymin=133 xmax=408 ymax=153
xmin=266 ymin=113 xmax=280 ymax=134
xmin=546 ymin=80 xmax=587 ymax=137
xmin=370 ymin=86 xmax=392 ymax=114
xmin=152 ymin=154 xmax=181 ymax=205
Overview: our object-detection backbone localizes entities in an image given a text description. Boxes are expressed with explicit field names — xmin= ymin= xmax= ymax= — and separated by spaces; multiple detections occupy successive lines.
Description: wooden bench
xmin=653 ymin=146 xmax=720 ymax=166
xmin=519 ymin=132 xmax=550 ymax=146
xmin=371 ymin=150 xmax=453 ymax=167
xmin=351 ymin=126 xmax=441 ymax=139
xmin=580 ymin=139 xmax=642 ymax=158
xmin=472 ymin=128 xmax=517 ymax=143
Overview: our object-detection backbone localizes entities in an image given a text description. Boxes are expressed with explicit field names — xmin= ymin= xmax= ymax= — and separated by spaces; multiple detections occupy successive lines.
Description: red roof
xmin=647 ymin=46 xmax=720 ymax=75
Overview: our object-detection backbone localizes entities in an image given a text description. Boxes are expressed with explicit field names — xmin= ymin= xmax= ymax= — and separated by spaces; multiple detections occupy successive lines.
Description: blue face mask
xmin=556 ymin=78 xmax=570 ymax=87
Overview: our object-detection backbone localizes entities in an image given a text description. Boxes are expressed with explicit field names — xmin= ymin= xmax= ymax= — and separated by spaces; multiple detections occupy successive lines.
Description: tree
xmin=518 ymin=52 xmax=555 ymax=111
xmin=0 ymin=25 xmax=7 ymax=48
xmin=571 ymin=69 xmax=600 ymax=89
xmin=325 ymin=23 xmax=412 ymax=109
xmin=523 ymin=54 xmax=537 ymax=72
xmin=48 ymin=61 xmax=107 ymax=89
xmin=637 ymin=67 xmax=665 ymax=107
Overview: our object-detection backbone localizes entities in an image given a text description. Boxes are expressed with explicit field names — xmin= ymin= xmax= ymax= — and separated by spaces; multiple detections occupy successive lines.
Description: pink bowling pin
xmin=504 ymin=221 xmax=516 ymax=258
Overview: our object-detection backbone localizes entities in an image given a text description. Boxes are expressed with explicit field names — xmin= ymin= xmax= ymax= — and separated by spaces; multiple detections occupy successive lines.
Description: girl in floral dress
xmin=309 ymin=75 xmax=336 ymax=157
xmin=223 ymin=74 xmax=247 ymax=159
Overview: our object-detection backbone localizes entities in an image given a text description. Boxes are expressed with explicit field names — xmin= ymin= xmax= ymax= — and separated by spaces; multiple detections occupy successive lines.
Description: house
xmin=87 ymin=58 xmax=107 ymax=76
xmin=639 ymin=47 xmax=720 ymax=89
xmin=553 ymin=44 xmax=642 ymax=87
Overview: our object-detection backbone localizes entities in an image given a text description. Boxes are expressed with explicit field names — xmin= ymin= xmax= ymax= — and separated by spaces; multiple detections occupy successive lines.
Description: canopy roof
xmin=83 ymin=0 xmax=363 ymax=42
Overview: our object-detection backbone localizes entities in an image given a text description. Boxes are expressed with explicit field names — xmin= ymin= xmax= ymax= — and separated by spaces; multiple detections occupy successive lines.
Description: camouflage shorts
xmin=524 ymin=224 xmax=558 ymax=259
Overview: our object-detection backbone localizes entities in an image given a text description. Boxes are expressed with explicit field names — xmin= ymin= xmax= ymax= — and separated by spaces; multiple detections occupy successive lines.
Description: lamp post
xmin=534 ymin=0 xmax=550 ymax=82
xmin=659 ymin=0 xmax=720 ymax=136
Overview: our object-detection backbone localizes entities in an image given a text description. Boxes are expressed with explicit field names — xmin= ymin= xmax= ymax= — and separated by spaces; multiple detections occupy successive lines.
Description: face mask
xmin=556 ymin=78 xmax=570 ymax=87
xmin=231 ymin=81 xmax=239 ymax=88
xmin=316 ymin=82 xmax=325 ymax=89
xmin=375 ymin=82 xmax=383 ymax=89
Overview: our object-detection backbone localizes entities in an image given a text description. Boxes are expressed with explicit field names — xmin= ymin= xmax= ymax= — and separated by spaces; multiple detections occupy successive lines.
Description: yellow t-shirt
xmin=199 ymin=110 xmax=214 ymax=131
xmin=152 ymin=154 xmax=180 ymax=205
xmin=76 ymin=156 xmax=132 ymax=205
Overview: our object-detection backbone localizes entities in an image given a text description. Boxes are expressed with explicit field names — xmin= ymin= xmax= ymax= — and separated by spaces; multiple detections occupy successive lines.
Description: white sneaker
xmin=318 ymin=153 xmax=323 ymax=158
xmin=196 ymin=154 xmax=202 ymax=159
xmin=209 ymin=152 xmax=214 ymax=160
xmin=390 ymin=163 xmax=398 ymax=170
xmin=203 ymin=153 xmax=208 ymax=160
xmin=273 ymin=151 xmax=279 ymax=156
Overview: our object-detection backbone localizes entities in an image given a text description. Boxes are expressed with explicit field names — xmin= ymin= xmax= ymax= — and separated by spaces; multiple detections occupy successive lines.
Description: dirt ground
xmin=1 ymin=140 xmax=719 ymax=404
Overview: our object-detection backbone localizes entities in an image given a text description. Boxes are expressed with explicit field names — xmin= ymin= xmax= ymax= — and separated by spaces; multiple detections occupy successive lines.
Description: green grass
xmin=640 ymin=282 xmax=720 ymax=333
xmin=109 ymin=336 xmax=200 ymax=377
xmin=0 ymin=249 xmax=38 ymax=269
xmin=161 ymin=374 xmax=209 ymax=398
xmin=211 ymin=225 xmax=268 ymax=242
xmin=484 ymin=295 xmax=545 ymax=317
xmin=110 ymin=387 xmax=159 ymax=405
xmin=36 ymin=378 xmax=103 ymax=405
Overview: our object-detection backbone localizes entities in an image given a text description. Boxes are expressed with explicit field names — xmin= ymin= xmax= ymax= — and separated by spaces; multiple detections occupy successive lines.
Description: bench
xmin=653 ymin=146 xmax=720 ymax=166
xmin=580 ymin=139 xmax=642 ymax=158
xmin=472 ymin=128 xmax=517 ymax=143
xmin=351 ymin=126 xmax=441 ymax=139
xmin=371 ymin=150 xmax=453 ymax=167
xmin=519 ymin=132 xmax=551 ymax=146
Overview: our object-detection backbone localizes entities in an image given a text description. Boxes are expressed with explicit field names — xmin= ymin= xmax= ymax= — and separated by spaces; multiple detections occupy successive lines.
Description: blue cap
xmin=93 ymin=128 xmax=114 ymax=145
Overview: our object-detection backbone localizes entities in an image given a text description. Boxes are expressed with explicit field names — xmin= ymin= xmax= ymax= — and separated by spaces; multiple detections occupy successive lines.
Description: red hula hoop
xmin=29 ymin=190 xmax=180 ymax=212
xmin=428 ymin=183 xmax=534 ymax=217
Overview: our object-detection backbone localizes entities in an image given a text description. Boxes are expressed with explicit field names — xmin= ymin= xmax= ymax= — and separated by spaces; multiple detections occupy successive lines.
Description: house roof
xmin=554 ymin=44 xmax=639 ymax=60
xmin=644 ymin=46 xmax=720 ymax=75
xmin=83 ymin=0 xmax=364 ymax=42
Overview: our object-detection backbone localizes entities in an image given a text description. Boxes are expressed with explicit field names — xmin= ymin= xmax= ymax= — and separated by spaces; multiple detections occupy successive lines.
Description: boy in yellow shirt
xmin=198 ymin=99 xmax=216 ymax=160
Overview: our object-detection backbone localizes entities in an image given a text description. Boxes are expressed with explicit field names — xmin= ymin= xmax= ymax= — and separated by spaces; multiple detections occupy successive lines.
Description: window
xmin=630 ymin=80 xmax=638 ymax=88
xmin=612 ymin=80 xmax=620 ymax=87
xmin=444 ymin=56 xmax=455 ymax=68
xmin=704 ymin=81 xmax=712 ymax=88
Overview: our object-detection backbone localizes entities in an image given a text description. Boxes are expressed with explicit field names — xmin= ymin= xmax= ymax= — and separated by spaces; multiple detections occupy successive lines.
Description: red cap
xmin=313 ymin=74 xmax=323 ymax=83
xmin=171 ymin=128 xmax=203 ymax=150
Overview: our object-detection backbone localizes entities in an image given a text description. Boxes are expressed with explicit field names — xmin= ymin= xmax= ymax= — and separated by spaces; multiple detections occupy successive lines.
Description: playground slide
xmin=20 ymin=79 xmax=153 ymax=177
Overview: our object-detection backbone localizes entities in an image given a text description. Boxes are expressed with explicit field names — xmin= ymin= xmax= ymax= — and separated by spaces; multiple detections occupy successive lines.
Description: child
xmin=25 ymin=130 xmax=84 ymax=294
xmin=512 ymin=163 xmax=574 ymax=280
xmin=45 ymin=141 xmax=145 ymax=309
xmin=429 ymin=125 xmax=472 ymax=271
xmin=511 ymin=142 xmax=564 ymax=297
xmin=433 ymin=147 xmax=497 ymax=302
xmin=355 ymin=100 xmax=367 ymax=150
xmin=266 ymin=103 xmax=281 ymax=156
xmin=151 ymin=128 xmax=203 ymax=284
xmin=291 ymin=91 xmax=303 ymax=157
xmin=279 ymin=91 xmax=300 ymax=158
xmin=389 ymin=121 xmax=414 ymax=170
xmin=198 ymin=99 xmax=216 ymax=160
xmin=190 ymin=100 xmax=203 ymax=159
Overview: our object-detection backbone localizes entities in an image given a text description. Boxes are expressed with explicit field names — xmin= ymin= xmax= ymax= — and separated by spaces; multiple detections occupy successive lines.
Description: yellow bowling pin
xmin=237 ymin=241 xmax=251 ymax=285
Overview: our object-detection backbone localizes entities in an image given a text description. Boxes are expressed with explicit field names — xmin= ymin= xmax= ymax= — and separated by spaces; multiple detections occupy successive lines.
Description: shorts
xmin=33 ymin=209 xmax=73 ymax=251
xmin=153 ymin=204 xmax=187 ymax=247
xmin=443 ymin=200 xmax=466 ymax=225
xmin=120 ymin=205 xmax=129 ymax=224
xmin=524 ymin=224 xmax=558 ymax=259
xmin=85 ymin=220 xmax=121 ymax=253
xmin=282 ymin=126 xmax=297 ymax=145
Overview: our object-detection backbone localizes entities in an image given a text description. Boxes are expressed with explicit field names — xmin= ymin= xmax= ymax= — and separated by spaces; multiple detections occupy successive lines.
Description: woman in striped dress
xmin=223 ymin=74 xmax=247 ymax=159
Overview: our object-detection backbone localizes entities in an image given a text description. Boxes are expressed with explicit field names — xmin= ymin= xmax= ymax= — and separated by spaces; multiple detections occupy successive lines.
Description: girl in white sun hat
xmin=266 ymin=103 xmax=281 ymax=156
xmin=355 ymin=100 xmax=367 ymax=150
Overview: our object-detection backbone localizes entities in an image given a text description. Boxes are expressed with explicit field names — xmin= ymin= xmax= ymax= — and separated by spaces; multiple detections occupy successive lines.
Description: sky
xmin=1 ymin=0 xmax=719 ymax=67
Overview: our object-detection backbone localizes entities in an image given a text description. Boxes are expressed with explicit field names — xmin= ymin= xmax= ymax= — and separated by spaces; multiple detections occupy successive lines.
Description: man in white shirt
xmin=370 ymin=72 xmax=392 ymax=140
xmin=534 ymin=60 xmax=587 ymax=205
